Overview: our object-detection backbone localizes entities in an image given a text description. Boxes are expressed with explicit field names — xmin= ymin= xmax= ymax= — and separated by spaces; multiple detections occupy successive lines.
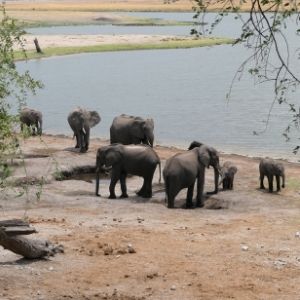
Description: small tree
xmin=191 ymin=0 xmax=300 ymax=152
xmin=0 ymin=5 xmax=42 ymax=183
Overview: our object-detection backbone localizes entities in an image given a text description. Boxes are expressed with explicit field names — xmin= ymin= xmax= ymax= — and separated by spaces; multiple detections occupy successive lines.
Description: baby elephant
xmin=20 ymin=107 xmax=43 ymax=135
xmin=259 ymin=158 xmax=285 ymax=192
xmin=220 ymin=161 xmax=238 ymax=190
xmin=95 ymin=144 xmax=161 ymax=199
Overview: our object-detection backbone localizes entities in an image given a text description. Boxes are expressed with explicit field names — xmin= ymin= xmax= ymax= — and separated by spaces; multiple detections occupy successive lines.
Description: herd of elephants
xmin=20 ymin=106 xmax=286 ymax=208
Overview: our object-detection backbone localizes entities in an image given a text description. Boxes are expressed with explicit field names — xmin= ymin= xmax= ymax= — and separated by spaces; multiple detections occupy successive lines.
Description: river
xmin=18 ymin=13 xmax=300 ymax=161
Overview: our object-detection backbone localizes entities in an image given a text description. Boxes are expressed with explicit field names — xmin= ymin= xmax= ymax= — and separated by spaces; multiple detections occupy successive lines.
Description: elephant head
xmin=132 ymin=118 xmax=154 ymax=147
xmin=19 ymin=107 xmax=43 ymax=136
xmin=197 ymin=145 xmax=220 ymax=194
xmin=95 ymin=145 xmax=122 ymax=196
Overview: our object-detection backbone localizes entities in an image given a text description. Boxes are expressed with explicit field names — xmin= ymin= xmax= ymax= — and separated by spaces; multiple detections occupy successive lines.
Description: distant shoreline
xmin=14 ymin=34 xmax=234 ymax=60
xmin=41 ymin=133 xmax=300 ymax=164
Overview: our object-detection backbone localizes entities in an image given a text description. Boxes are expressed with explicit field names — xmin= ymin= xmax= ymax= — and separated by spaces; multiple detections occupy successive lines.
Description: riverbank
xmin=1 ymin=134 xmax=300 ymax=299
xmin=14 ymin=34 xmax=233 ymax=60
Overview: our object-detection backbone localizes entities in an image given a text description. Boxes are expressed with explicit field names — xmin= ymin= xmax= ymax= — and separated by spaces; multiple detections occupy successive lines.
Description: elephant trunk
xmin=95 ymin=157 xmax=102 ymax=196
xmin=213 ymin=166 xmax=220 ymax=194
xmin=158 ymin=161 xmax=161 ymax=183
xmin=38 ymin=119 xmax=43 ymax=135
xmin=146 ymin=132 xmax=154 ymax=147
xmin=95 ymin=168 xmax=100 ymax=196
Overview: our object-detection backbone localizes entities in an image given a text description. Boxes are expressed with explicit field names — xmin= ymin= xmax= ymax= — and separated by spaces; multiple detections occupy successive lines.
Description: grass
xmin=14 ymin=37 xmax=234 ymax=61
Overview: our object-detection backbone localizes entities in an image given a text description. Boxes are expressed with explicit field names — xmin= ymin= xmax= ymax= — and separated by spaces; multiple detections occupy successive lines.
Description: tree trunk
xmin=0 ymin=219 xmax=63 ymax=259
xmin=33 ymin=38 xmax=42 ymax=53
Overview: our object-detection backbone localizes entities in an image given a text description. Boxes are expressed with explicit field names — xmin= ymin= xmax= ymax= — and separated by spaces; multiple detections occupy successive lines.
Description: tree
xmin=191 ymin=0 xmax=300 ymax=153
xmin=0 ymin=5 xmax=42 ymax=182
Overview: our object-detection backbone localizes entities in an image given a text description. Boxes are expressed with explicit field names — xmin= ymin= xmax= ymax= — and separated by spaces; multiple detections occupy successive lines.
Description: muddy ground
xmin=1 ymin=134 xmax=300 ymax=300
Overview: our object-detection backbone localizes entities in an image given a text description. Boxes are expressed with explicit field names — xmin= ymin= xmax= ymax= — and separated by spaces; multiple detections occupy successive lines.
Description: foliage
xmin=0 ymin=5 xmax=42 ymax=184
xmin=191 ymin=0 xmax=300 ymax=152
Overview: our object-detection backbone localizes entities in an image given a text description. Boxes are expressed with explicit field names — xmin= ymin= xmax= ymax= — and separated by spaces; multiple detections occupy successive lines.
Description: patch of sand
xmin=22 ymin=34 xmax=188 ymax=50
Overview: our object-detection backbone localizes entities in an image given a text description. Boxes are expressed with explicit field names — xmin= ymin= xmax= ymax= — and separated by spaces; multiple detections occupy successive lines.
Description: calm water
xmin=18 ymin=13 xmax=300 ymax=161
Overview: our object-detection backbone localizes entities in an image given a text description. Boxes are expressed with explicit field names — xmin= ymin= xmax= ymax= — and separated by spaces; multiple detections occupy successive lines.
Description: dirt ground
xmin=0 ymin=134 xmax=300 ymax=299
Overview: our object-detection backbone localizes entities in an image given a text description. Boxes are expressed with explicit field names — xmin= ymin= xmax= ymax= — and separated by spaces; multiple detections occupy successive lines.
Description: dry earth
xmin=1 ymin=135 xmax=300 ymax=299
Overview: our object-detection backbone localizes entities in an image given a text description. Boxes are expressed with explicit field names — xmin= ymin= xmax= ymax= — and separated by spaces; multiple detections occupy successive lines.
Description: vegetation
xmin=0 ymin=6 xmax=42 ymax=184
xmin=14 ymin=37 xmax=234 ymax=61
xmin=191 ymin=0 xmax=300 ymax=152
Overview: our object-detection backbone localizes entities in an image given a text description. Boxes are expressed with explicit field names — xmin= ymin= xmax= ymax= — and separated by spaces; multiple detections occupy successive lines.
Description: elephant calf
xmin=259 ymin=158 xmax=285 ymax=192
xmin=220 ymin=161 xmax=238 ymax=190
xmin=68 ymin=107 xmax=101 ymax=153
xmin=95 ymin=144 xmax=161 ymax=199
xmin=20 ymin=107 xmax=43 ymax=135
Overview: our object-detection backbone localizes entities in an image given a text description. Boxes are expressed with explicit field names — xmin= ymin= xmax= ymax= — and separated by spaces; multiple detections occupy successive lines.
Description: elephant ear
xmin=132 ymin=119 xmax=145 ymax=139
xmin=147 ymin=118 xmax=154 ymax=129
xmin=105 ymin=148 xmax=121 ymax=167
xmin=88 ymin=111 xmax=101 ymax=128
xmin=197 ymin=147 xmax=210 ymax=168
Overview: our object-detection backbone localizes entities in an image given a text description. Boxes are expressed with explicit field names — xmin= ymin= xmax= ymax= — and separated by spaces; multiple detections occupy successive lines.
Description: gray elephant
xmin=163 ymin=144 xmax=220 ymax=209
xmin=259 ymin=158 xmax=285 ymax=192
xmin=19 ymin=107 xmax=43 ymax=135
xmin=95 ymin=144 xmax=161 ymax=198
xmin=220 ymin=161 xmax=238 ymax=190
xmin=110 ymin=114 xmax=154 ymax=147
xmin=67 ymin=107 xmax=101 ymax=153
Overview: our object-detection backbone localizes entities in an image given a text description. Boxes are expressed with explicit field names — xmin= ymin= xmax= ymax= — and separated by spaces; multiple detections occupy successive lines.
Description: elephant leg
xmin=260 ymin=174 xmax=265 ymax=189
xmin=143 ymin=175 xmax=153 ymax=198
xmin=229 ymin=176 xmax=234 ymax=190
xmin=119 ymin=172 xmax=128 ymax=198
xmin=268 ymin=175 xmax=273 ymax=192
xmin=165 ymin=178 xmax=179 ymax=208
xmin=136 ymin=179 xmax=146 ymax=196
xmin=276 ymin=175 xmax=281 ymax=192
xmin=79 ymin=130 xmax=87 ymax=153
xmin=75 ymin=134 xmax=80 ymax=148
xmin=196 ymin=168 xmax=205 ymax=207
xmin=109 ymin=169 xmax=120 ymax=199
xmin=186 ymin=182 xmax=195 ymax=209
xmin=83 ymin=126 xmax=90 ymax=152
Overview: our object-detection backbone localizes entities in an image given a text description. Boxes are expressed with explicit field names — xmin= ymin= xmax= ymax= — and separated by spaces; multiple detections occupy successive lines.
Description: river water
xmin=18 ymin=13 xmax=300 ymax=161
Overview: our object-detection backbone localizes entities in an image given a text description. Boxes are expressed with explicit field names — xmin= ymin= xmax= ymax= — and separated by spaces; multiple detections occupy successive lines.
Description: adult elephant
xmin=20 ymin=107 xmax=43 ymax=135
xmin=110 ymin=114 xmax=154 ymax=147
xmin=259 ymin=158 xmax=285 ymax=192
xmin=67 ymin=107 xmax=101 ymax=153
xmin=163 ymin=144 xmax=220 ymax=208
xmin=95 ymin=144 xmax=161 ymax=198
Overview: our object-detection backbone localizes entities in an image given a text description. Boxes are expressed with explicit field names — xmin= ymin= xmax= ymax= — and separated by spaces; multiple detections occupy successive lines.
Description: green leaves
xmin=0 ymin=6 xmax=42 ymax=183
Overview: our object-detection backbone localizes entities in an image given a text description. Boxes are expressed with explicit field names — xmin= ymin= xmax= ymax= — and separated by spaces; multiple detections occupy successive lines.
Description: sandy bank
xmin=22 ymin=34 xmax=190 ymax=50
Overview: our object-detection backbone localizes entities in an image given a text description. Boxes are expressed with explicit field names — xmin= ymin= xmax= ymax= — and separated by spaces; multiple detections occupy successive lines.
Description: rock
xmin=170 ymin=285 xmax=176 ymax=291
xmin=295 ymin=231 xmax=300 ymax=238
xmin=103 ymin=245 xmax=113 ymax=255
xmin=116 ymin=247 xmax=127 ymax=255
xmin=127 ymin=243 xmax=136 ymax=253
xmin=241 ymin=245 xmax=249 ymax=251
